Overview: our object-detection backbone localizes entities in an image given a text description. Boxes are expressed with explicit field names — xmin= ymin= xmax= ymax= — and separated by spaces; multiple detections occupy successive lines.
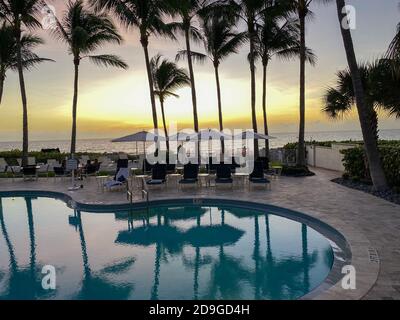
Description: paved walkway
xmin=1 ymin=168 xmax=399 ymax=300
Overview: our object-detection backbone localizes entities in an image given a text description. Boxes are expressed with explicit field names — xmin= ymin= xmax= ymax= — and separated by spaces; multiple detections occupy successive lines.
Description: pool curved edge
xmin=0 ymin=189 xmax=379 ymax=300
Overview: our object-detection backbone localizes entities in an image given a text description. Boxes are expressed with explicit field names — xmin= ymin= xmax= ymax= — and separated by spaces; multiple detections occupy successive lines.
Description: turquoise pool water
xmin=0 ymin=196 xmax=334 ymax=300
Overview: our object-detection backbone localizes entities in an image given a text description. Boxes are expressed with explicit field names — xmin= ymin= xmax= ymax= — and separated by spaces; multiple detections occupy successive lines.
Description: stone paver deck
xmin=1 ymin=168 xmax=399 ymax=300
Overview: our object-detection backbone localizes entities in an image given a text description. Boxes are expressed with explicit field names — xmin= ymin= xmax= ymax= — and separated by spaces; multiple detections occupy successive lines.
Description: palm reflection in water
xmin=0 ymin=199 xmax=332 ymax=300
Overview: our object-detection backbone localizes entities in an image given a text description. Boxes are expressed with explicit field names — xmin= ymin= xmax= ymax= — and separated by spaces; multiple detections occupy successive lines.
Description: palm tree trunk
xmin=185 ymin=27 xmax=199 ymax=133
xmin=262 ymin=61 xmax=270 ymax=159
xmin=160 ymin=98 xmax=170 ymax=152
xmin=336 ymin=0 xmax=388 ymax=190
xmin=16 ymin=30 xmax=29 ymax=166
xmin=70 ymin=59 xmax=79 ymax=155
xmin=214 ymin=63 xmax=225 ymax=153
xmin=297 ymin=12 xmax=306 ymax=167
xmin=0 ymin=69 xmax=5 ymax=105
xmin=141 ymin=35 xmax=158 ymax=130
xmin=249 ymin=24 xmax=259 ymax=159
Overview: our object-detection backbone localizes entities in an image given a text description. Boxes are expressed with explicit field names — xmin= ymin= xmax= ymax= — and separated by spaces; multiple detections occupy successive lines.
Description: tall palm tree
xmin=0 ymin=0 xmax=43 ymax=166
xmin=150 ymin=54 xmax=190 ymax=151
xmin=323 ymin=61 xmax=400 ymax=144
xmin=90 ymin=0 xmax=174 ymax=133
xmin=227 ymin=0 xmax=269 ymax=159
xmin=255 ymin=3 xmax=315 ymax=158
xmin=53 ymin=0 xmax=128 ymax=155
xmin=177 ymin=13 xmax=246 ymax=152
xmin=290 ymin=0 xmax=315 ymax=167
xmin=0 ymin=22 xmax=52 ymax=105
xmin=168 ymin=0 xmax=208 ymax=134
xmin=334 ymin=0 xmax=388 ymax=190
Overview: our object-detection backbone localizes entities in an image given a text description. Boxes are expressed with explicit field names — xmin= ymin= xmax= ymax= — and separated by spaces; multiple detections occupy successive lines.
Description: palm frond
xmin=176 ymin=50 xmax=207 ymax=64
xmin=88 ymin=54 xmax=128 ymax=69
xmin=322 ymin=87 xmax=352 ymax=119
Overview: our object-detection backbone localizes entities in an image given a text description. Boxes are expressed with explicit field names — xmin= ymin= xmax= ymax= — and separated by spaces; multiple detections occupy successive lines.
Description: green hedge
xmin=0 ymin=150 xmax=139 ymax=165
xmin=283 ymin=140 xmax=400 ymax=150
xmin=341 ymin=146 xmax=400 ymax=187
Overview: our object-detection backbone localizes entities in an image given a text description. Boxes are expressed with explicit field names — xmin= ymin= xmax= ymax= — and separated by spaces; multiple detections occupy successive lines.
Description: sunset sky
xmin=0 ymin=0 xmax=400 ymax=142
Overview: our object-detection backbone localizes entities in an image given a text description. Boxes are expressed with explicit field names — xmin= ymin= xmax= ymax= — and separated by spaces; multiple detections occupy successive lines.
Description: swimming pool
xmin=0 ymin=193 xmax=349 ymax=300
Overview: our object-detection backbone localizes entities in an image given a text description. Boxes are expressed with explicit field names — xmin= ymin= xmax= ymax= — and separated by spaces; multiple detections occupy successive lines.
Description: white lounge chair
xmin=47 ymin=159 xmax=60 ymax=172
xmin=27 ymin=157 xmax=36 ymax=166
xmin=0 ymin=158 xmax=8 ymax=174
xmin=80 ymin=155 xmax=90 ymax=164
xmin=104 ymin=167 xmax=129 ymax=191
xmin=38 ymin=163 xmax=50 ymax=177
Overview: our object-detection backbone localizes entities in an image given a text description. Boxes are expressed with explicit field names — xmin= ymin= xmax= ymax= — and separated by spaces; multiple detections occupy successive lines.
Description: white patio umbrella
xmin=169 ymin=129 xmax=232 ymax=141
xmin=111 ymin=131 xmax=166 ymax=155
xmin=234 ymin=130 xmax=276 ymax=140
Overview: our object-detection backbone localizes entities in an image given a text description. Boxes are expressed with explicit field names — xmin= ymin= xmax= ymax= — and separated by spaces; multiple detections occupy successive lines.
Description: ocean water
xmin=0 ymin=129 xmax=399 ymax=154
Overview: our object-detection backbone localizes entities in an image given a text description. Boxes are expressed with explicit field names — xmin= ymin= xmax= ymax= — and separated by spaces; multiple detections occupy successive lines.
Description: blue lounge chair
xmin=249 ymin=161 xmax=271 ymax=190
xmin=22 ymin=166 xmax=38 ymax=181
xmin=179 ymin=164 xmax=199 ymax=187
xmin=215 ymin=165 xmax=233 ymax=188
xmin=147 ymin=164 xmax=167 ymax=186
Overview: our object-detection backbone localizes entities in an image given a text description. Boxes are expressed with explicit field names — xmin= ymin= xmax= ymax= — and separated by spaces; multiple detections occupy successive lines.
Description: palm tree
xmin=334 ymin=0 xmax=388 ymax=190
xmin=255 ymin=3 xmax=315 ymax=158
xmin=386 ymin=2 xmax=400 ymax=61
xmin=90 ymin=0 xmax=174 ymax=133
xmin=323 ymin=61 xmax=400 ymax=144
xmin=53 ymin=0 xmax=128 ymax=155
xmin=0 ymin=22 xmax=52 ymax=105
xmin=150 ymin=54 xmax=190 ymax=151
xmin=386 ymin=2 xmax=400 ymax=75
xmin=168 ymin=0 xmax=208 ymax=134
xmin=177 ymin=13 xmax=246 ymax=152
xmin=0 ymin=0 xmax=43 ymax=166
xmin=290 ymin=0 xmax=316 ymax=167
xmin=227 ymin=0 xmax=270 ymax=159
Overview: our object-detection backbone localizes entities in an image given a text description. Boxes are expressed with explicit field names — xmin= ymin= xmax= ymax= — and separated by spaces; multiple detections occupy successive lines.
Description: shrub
xmin=341 ymin=146 xmax=400 ymax=187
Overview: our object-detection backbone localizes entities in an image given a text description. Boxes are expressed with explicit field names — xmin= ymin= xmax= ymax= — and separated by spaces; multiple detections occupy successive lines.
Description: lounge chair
xmin=179 ymin=164 xmax=199 ymax=188
xmin=9 ymin=161 xmax=22 ymax=178
xmin=47 ymin=159 xmax=60 ymax=171
xmin=143 ymin=159 xmax=154 ymax=174
xmin=146 ymin=164 xmax=167 ymax=186
xmin=215 ymin=165 xmax=233 ymax=188
xmin=206 ymin=157 xmax=219 ymax=174
xmin=27 ymin=157 xmax=36 ymax=166
xmin=249 ymin=161 xmax=271 ymax=190
xmin=0 ymin=158 xmax=8 ymax=175
xmin=37 ymin=163 xmax=50 ymax=177
xmin=80 ymin=155 xmax=90 ymax=164
xmin=99 ymin=156 xmax=115 ymax=173
xmin=8 ymin=158 xmax=21 ymax=176
xmin=104 ymin=167 xmax=129 ymax=191
xmin=83 ymin=161 xmax=100 ymax=179
xmin=22 ymin=166 xmax=38 ymax=181
xmin=53 ymin=166 xmax=69 ymax=180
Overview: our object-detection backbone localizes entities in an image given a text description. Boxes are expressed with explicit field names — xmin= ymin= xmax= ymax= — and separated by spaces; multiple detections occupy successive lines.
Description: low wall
xmin=307 ymin=143 xmax=359 ymax=172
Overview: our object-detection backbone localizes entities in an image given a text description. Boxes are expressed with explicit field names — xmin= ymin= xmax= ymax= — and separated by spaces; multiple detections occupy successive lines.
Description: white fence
xmin=306 ymin=143 xmax=359 ymax=172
